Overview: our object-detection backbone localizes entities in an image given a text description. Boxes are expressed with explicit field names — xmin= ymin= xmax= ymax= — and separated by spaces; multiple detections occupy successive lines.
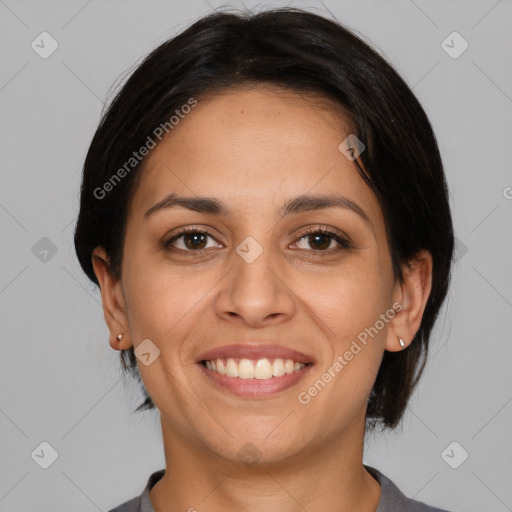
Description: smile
xmin=198 ymin=358 xmax=313 ymax=398
xmin=202 ymin=357 xmax=308 ymax=379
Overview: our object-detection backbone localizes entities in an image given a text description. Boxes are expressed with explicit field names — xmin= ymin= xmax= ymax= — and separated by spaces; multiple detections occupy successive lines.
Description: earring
xmin=397 ymin=336 xmax=405 ymax=348
xmin=116 ymin=334 xmax=123 ymax=342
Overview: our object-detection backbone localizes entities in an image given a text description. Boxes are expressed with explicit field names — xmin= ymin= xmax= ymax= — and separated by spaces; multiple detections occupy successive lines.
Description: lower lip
xmin=197 ymin=363 xmax=313 ymax=398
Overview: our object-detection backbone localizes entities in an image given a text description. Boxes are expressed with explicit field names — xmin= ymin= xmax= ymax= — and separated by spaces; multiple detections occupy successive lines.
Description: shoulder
xmin=107 ymin=496 xmax=141 ymax=512
xmin=365 ymin=465 xmax=453 ymax=512
xmin=106 ymin=469 xmax=165 ymax=512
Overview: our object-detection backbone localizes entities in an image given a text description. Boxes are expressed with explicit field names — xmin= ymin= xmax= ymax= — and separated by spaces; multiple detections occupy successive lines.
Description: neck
xmin=149 ymin=413 xmax=381 ymax=512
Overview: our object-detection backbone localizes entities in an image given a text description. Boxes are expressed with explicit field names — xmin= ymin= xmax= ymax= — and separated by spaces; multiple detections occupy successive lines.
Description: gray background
xmin=1 ymin=0 xmax=511 ymax=511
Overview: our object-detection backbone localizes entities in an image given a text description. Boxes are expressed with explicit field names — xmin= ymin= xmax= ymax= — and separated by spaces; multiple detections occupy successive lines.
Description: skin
xmin=92 ymin=86 xmax=432 ymax=512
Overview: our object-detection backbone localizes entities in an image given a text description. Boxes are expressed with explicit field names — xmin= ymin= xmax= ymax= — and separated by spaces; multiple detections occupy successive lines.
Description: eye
xmin=292 ymin=227 xmax=351 ymax=252
xmin=164 ymin=228 xmax=223 ymax=252
xmin=164 ymin=226 xmax=351 ymax=255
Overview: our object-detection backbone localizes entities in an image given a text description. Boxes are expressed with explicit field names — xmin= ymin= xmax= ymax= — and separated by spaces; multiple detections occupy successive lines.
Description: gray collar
xmin=128 ymin=464 xmax=447 ymax=512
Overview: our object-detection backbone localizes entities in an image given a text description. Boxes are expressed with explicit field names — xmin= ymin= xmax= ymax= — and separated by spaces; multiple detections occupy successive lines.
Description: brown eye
xmin=183 ymin=232 xmax=208 ymax=250
xmin=305 ymin=233 xmax=333 ymax=250
xmin=165 ymin=229 xmax=222 ymax=252
xmin=294 ymin=228 xmax=350 ymax=252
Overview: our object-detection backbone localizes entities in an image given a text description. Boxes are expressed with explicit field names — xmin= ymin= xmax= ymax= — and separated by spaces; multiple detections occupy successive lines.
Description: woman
xmin=74 ymin=8 xmax=454 ymax=512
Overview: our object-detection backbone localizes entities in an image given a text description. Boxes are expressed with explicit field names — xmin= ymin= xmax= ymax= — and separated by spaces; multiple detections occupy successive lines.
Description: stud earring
xmin=116 ymin=334 xmax=123 ymax=342
xmin=397 ymin=336 xmax=405 ymax=348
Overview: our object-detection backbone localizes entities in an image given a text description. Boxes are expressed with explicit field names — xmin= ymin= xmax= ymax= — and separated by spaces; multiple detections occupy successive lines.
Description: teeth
xmin=226 ymin=358 xmax=239 ymax=377
xmin=239 ymin=359 xmax=255 ymax=379
xmin=204 ymin=357 xmax=307 ymax=379
xmin=272 ymin=358 xmax=285 ymax=377
xmin=254 ymin=358 xmax=272 ymax=379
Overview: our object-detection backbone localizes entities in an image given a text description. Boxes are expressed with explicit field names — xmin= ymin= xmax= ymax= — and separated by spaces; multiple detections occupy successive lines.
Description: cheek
xmin=303 ymin=255 xmax=392 ymax=339
xmin=298 ymin=258 xmax=391 ymax=391
xmin=121 ymin=249 xmax=227 ymax=361
xmin=124 ymin=269 xmax=207 ymax=341
xmin=296 ymin=294 xmax=389 ymax=424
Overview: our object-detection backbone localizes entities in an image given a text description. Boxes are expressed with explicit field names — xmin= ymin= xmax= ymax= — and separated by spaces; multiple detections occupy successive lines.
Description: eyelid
xmin=294 ymin=225 xmax=351 ymax=243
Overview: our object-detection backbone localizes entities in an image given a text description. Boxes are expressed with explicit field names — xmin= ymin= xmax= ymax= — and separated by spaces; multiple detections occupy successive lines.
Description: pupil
xmin=309 ymin=234 xmax=330 ymax=250
xmin=185 ymin=232 xmax=206 ymax=250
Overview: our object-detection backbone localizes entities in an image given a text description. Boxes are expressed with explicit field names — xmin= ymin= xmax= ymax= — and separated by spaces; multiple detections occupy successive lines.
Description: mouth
xmin=200 ymin=357 xmax=311 ymax=379
xmin=196 ymin=344 xmax=315 ymax=398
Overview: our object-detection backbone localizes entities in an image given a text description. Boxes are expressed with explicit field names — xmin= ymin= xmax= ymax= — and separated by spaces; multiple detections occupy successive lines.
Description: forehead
xmin=128 ymin=86 xmax=381 ymax=224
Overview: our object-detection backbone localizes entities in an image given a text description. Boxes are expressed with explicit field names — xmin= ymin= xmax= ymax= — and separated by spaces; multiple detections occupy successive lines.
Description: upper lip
xmin=197 ymin=343 xmax=315 ymax=364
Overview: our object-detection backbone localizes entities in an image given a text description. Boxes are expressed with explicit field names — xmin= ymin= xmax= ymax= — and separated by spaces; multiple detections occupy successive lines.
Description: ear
xmin=385 ymin=249 xmax=433 ymax=352
xmin=91 ymin=246 xmax=132 ymax=351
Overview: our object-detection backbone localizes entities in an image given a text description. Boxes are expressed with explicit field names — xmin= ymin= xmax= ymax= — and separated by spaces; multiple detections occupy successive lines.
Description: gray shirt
xmin=107 ymin=464 xmax=451 ymax=512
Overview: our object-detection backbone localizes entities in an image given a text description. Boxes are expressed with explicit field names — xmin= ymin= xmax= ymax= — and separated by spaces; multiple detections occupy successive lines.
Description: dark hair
xmin=74 ymin=7 xmax=454 ymax=429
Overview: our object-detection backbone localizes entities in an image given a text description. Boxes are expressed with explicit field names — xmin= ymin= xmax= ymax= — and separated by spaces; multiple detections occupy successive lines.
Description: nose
xmin=214 ymin=244 xmax=296 ymax=328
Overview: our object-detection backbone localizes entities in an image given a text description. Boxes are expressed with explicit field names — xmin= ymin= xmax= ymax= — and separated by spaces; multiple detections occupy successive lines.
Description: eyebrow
xmin=144 ymin=192 xmax=371 ymax=225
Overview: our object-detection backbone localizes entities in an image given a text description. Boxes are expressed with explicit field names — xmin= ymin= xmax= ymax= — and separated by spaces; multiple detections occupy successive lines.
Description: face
xmin=94 ymin=86 xmax=419 ymax=466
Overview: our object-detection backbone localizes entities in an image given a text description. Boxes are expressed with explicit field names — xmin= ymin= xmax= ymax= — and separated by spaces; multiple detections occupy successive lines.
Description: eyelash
xmin=163 ymin=226 xmax=351 ymax=255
